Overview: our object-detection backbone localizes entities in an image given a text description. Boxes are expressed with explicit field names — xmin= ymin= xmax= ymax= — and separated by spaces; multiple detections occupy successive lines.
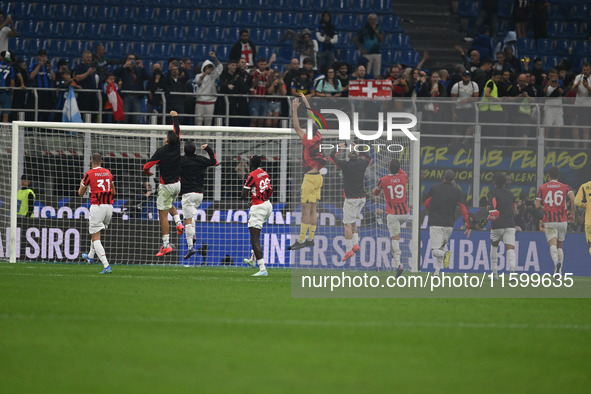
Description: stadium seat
xmin=146 ymin=25 xmax=167 ymax=42
xmin=399 ymin=50 xmax=420 ymax=66
xmin=104 ymin=24 xmax=124 ymax=40
xmin=576 ymin=40 xmax=591 ymax=55
xmin=555 ymin=39 xmax=572 ymax=55
xmin=199 ymin=10 xmax=219 ymax=26
xmin=227 ymin=28 xmax=241 ymax=43
xmin=386 ymin=33 xmax=410 ymax=49
xmin=116 ymin=6 xmax=137 ymax=22
xmin=240 ymin=11 xmax=260 ymax=27
xmin=220 ymin=11 xmax=239 ymax=26
xmin=339 ymin=14 xmax=362 ymax=32
xmin=20 ymin=21 xmax=42 ymax=38
xmin=458 ymin=0 xmax=479 ymax=17
xmin=517 ymin=38 xmax=536 ymax=54
xmin=249 ymin=28 xmax=268 ymax=43
xmin=316 ymin=0 xmax=332 ymax=10
xmin=382 ymin=15 xmax=402 ymax=33
xmin=179 ymin=9 xmax=199 ymax=25
xmin=543 ymin=55 xmax=561 ymax=70
xmin=187 ymin=26 xmax=204 ymax=43
xmin=192 ymin=0 xmax=212 ymax=7
xmin=537 ymin=38 xmax=556 ymax=54
xmin=42 ymin=21 xmax=63 ymax=38
xmin=352 ymin=0 xmax=373 ymax=13
xmin=137 ymin=7 xmax=159 ymax=22
xmin=301 ymin=12 xmax=320 ymax=27
xmin=131 ymin=43 xmax=153 ymax=59
xmin=373 ymin=0 xmax=392 ymax=12
xmin=127 ymin=25 xmax=145 ymax=41
xmin=49 ymin=39 xmax=71 ymax=56
xmin=268 ymin=29 xmax=287 ymax=46
xmin=279 ymin=12 xmax=302 ymax=29
xmin=174 ymin=44 xmax=195 ymax=59
xmin=207 ymin=27 xmax=228 ymax=44
xmin=215 ymin=45 xmax=231 ymax=62
xmin=338 ymin=48 xmax=359 ymax=65
xmin=95 ymin=6 xmax=117 ymax=22
xmin=232 ymin=0 xmax=253 ymax=9
xmin=11 ymin=3 xmax=34 ymax=20
xmin=194 ymin=44 xmax=214 ymax=61
xmin=257 ymin=46 xmax=274 ymax=62
xmin=166 ymin=26 xmax=187 ymax=42
xmin=69 ymin=40 xmax=91 ymax=57
xmin=271 ymin=0 xmax=290 ymax=10
xmin=277 ymin=46 xmax=297 ymax=64
xmin=566 ymin=22 xmax=588 ymax=38
xmin=381 ymin=49 xmax=399 ymax=66
xmin=29 ymin=38 xmax=50 ymax=55
xmin=76 ymin=5 xmax=97 ymax=21
xmin=210 ymin=0 xmax=233 ymax=9
xmin=260 ymin=12 xmax=280 ymax=28
xmin=110 ymin=42 xmax=129 ymax=58
xmin=498 ymin=0 xmax=513 ymax=18
xmin=333 ymin=0 xmax=348 ymax=10
xmin=159 ymin=9 xmax=180 ymax=25
xmin=547 ymin=21 xmax=566 ymax=37
xmin=55 ymin=4 xmax=76 ymax=22
xmin=12 ymin=38 xmax=29 ymax=55
xmin=83 ymin=23 xmax=104 ymax=40
xmin=292 ymin=0 xmax=312 ymax=11
xmin=34 ymin=4 xmax=54 ymax=20
xmin=63 ymin=22 xmax=83 ymax=39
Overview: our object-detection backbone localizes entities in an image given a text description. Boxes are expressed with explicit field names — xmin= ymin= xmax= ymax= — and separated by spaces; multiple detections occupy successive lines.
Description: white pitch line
xmin=0 ymin=313 xmax=590 ymax=331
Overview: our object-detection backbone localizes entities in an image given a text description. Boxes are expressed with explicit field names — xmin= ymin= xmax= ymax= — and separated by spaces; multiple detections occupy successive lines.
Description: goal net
xmin=1 ymin=119 xmax=419 ymax=271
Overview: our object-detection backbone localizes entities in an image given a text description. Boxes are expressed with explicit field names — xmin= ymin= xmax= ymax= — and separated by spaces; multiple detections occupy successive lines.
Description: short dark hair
xmin=548 ymin=166 xmax=560 ymax=180
xmin=167 ymin=130 xmax=179 ymax=146
xmin=493 ymin=172 xmax=506 ymax=188
xmin=389 ymin=159 xmax=400 ymax=174
xmin=492 ymin=69 xmax=503 ymax=77
xmin=250 ymin=155 xmax=262 ymax=171
xmin=184 ymin=140 xmax=196 ymax=156
xmin=443 ymin=169 xmax=455 ymax=182
xmin=240 ymin=29 xmax=249 ymax=35
xmin=583 ymin=62 xmax=591 ymax=69
xmin=91 ymin=152 xmax=102 ymax=165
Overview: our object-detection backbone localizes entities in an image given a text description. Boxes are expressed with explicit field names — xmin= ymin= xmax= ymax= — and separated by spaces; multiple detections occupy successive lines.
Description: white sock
xmin=185 ymin=224 xmax=195 ymax=247
xmin=173 ymin=214 xmax=181 ymax=226
xmin=162 ymin=234 xmax=170 ymax=248
xmin=249 ymin=250 xmax=255 ymax=262
xmin=346 ymin=239 xmax=353 ymax=252
xmin=507 ymin=249 xmax=516 ymax=272
xmin=490 ymin=246 xmax=498 ymax=274
xmin=257 ymin=258 xmax=266 ymax=271
xmin=391 ymin=239 xmax=401 ymax=267
xmin=93 ymin=240 xmax=109 ymax=268
xmin=550 ymin=245 xmax=558 ymax=265
xmin=88 ymin=241 xmax=96 ymax=259
xmin=352 ymin=233 xmax=359 ymax=246
xmin=557 ymin=248 xmax=563 ymax=263
xmin=432 ymin=249 xmax=445 ymax=274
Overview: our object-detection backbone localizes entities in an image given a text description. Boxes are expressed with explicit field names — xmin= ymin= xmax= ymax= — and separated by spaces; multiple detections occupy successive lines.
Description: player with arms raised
xmin=424 ymin=170 xmax=471 ymax=276
xmin=79 ymin=153 xmax=114 ymax=274
xmin=574 ymin=179 xmax=591 ymax=256
xmin=180 ymin=141 xmax=218 ymax=259
xmin=535 ymin=166 xmax=575 ymax=274
xmin=374 ymin=158 xmax=407 ymax=277
xmin=143 ymin=111 xmax=184 ymax=257
xmin=487 ymin=173 xmax=517 ymax=279
xmin=242 ymin=156 xmax=273 ymax=277
xmin=288 ymin=93 xmax=327 ymax=251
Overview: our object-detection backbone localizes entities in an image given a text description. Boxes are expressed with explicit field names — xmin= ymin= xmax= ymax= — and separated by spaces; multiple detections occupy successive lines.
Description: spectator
xmin=498 ymin=70 xmax=513 ymax=97
xmin=503 ymin=46 xmax=521 ymax=73
xmin=248 ymin=57 xmax=270 ymax=127
xmin=446 ymin=64 xmax=466 ymax=96
xmin=455 ymin=46 xmax=481 ymax=73
xmin=315 ymin=67 xmax=342 ymax=97
xmin=571 ymin=62 xmax=591 ymax=149
xmin=283 ymin=58 xmax=300 ymax=90
xmin=147 ymin=63 xmax=165 ymax=119
xmin=543 ymin=68 xmax=564 ymax=146
xmin=181 ymin=57 xmax=194 ymax=80
xmin=472 ymin=58 xmax=493 ymax=92
xmin=515 ymin=192 xmax=536 ymax=231
xmin=74 ymin=50 xmax=99 ymax=121
xmin=336 ymin=62 xmax=351 ymax=97
xmin=193 ymin=51 xmax=223 ymax=126
xmin=230 ymin=29 xmax=257 ymax=67
xmin=514 ymin=0 xmax=531 ymax=39
xmin=92 ymin=43 xmax=120 ymax=86
xmin=101 ymin=73 xmax=122 ymax=123
xmin=301 ymin=57 xmax=317 ymax=79
xmin=113 ymin=54 xmax=149 ymax=124
xmin=351 ymin=65 xmax=367 ymax=82
xmin=0 ymin=50 xmax=13 ymax=122
xmin=418 ymin=71 xmax=448 ymax=133
xmin=472 ymin=25 xmax=494 ymax=60
xmin=164 ymin=63 xmax=188 ymax=124
xmin=316 ymin=11 xmax=338 ymax=72
xmin=531 ymin=0 xmax=549 ymax=40
xmin=55 ymin=70 xmax=80 ymax=120
xmin=493 ymin=51 xmax=509 ymax=73
xmin=407 ymin=68 xmax=422 ymax=97
xmin=451 ymin=70 xmax=479 ymax=143
xmin=0 ymin=11 xmax=17 ymax=52
xmin=29 ymin=49 xmax=55 ymax=121
xmin=467 ymin=0 xmax=499 ymax=41
xmin=12 ymin=58 xmax=30 ymax=121
xmin=388 ymin=64 xmax=409 ymax=97
xmin=494 ymin=31 xmax=518 ymax=59
xmin=282 ymin=29 xmax=319 ymax=70
xmin=531 ymin=57 xmax=546 ymax=86
xmin=353 ymin=14 xmax=384 ymax=79
xmin=219 ymin=59 xmax=249 ymax=126
xmin=290 ymin=68 xmax=315 ymax=97
xmin=506 ymin=72 xmax=536 ymax=146
xmin=479 ymin=69 xmax=506 ymax=137
xmin=266 ymin=71 xmax=286 ymax=127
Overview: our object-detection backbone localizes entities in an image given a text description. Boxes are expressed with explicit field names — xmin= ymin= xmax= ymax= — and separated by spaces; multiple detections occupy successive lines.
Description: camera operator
xmin=113 ymin=53 xmax=149 ymax=124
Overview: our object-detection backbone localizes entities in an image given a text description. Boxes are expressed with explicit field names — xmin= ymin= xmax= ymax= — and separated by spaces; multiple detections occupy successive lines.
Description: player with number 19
xmin=487 ymin=173 xmax=517 ymax=278
xmin=535 ymin=166 xmax=575 ymax=275
xmin=242 ymin=155 xmax=273 ymax=277
xmin=78 ymin=153 xmax=114 ymax=274
xmin=374 ymin=158 xmax=407 ymax=277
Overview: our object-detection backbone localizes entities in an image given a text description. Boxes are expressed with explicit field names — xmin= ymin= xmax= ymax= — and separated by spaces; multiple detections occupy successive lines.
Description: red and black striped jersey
xmin=244 ymin=168 xmax=273 ymax=205
xmin=377 ymin=170 xmax=409 ymax=215
xmin=301 ymin=131 xmax=326 ymax=173
xmin=536 ymin=180 xmax=573 ymax=223
xmin=82 ymin=167 xmax=114 ymax=205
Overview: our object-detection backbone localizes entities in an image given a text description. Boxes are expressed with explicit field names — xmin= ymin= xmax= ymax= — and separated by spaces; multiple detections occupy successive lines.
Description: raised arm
xmin=292 ymin=97 xmax=305 ymax=140
xmin=171 ymin=110 xmax=180 ymax=140
xmin=201 ymin=144 xmax=219 ymax=166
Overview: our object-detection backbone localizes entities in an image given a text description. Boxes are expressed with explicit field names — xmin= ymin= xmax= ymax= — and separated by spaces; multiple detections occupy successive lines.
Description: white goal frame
xmin=8 ymin=121 xmax=420 ymax=271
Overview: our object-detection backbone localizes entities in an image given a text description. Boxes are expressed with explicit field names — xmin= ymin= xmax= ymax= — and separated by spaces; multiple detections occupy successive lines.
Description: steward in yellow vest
xmin=17 ymin=174 xmax=35 ymax=217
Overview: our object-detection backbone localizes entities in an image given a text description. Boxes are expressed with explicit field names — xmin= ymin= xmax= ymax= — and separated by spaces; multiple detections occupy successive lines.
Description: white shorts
xmin=543 ymin=108 xmax=564 ymax=127
xmin=89 ymin=204 xmax=113 ymax=235
xmin=343 ymin=198 xmax=366 ymax=225
xmin=387 ymin=214 xmax=409 ymax=238
xmin=430 ymin=226 xmax=453 ymax=250
xmin=490 ymin=227 xmax=516 ymax=245
xmin=181 ymin=192 xmax=204 ymax=220
xmin=248 ymin=200 xmax=273 ymax=229
xmin=544 ymin=221 xmax=568 ymax=242
xmin=157 ymin=182 xmax=181 ymax=211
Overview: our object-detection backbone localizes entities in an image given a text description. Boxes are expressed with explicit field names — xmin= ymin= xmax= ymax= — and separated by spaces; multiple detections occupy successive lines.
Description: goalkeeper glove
xmin=488 ymin=210 xmax=499 ymax=221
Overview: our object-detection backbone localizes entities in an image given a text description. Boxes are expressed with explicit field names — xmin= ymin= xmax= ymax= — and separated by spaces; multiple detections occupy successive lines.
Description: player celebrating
xmin=424 ymin=170 xmax=471 ymax=276
xmin=535 ymin=166 xmax=576 ymax=274
xmin=180 ymin=141 xmax=218 ymax=259
xmin=288 ymin=94 xmax=327 ymax=251
xmin=143 ymin=111 xmax=184 ymax=257
xmin=374 ymin=158 xmax=407 ymax=277
xmin=329 ymin=142 xmax=372 ymax=261
xmin=487 ymin=173 xmax=517 ymax=278
xmin=575 ymin=179 xmax=591 ymax=256
xmin=79 ymin=153 xmax=114 ymax=274
xmin=242 ymin=155 xmax=273 ymax=277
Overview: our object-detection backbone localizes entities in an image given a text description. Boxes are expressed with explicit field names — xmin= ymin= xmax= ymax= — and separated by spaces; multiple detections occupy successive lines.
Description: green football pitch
xmin=1 ymin=263 xmax=590 ymax=394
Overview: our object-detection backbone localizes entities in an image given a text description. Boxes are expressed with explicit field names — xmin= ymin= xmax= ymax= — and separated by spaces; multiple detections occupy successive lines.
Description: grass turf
xmin=1 ymin=263 xmax=590 ymax=393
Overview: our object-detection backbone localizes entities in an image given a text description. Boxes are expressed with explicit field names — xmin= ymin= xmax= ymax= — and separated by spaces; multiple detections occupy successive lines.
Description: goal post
xmin=4 ymin=121 xmax=420 ymax=271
